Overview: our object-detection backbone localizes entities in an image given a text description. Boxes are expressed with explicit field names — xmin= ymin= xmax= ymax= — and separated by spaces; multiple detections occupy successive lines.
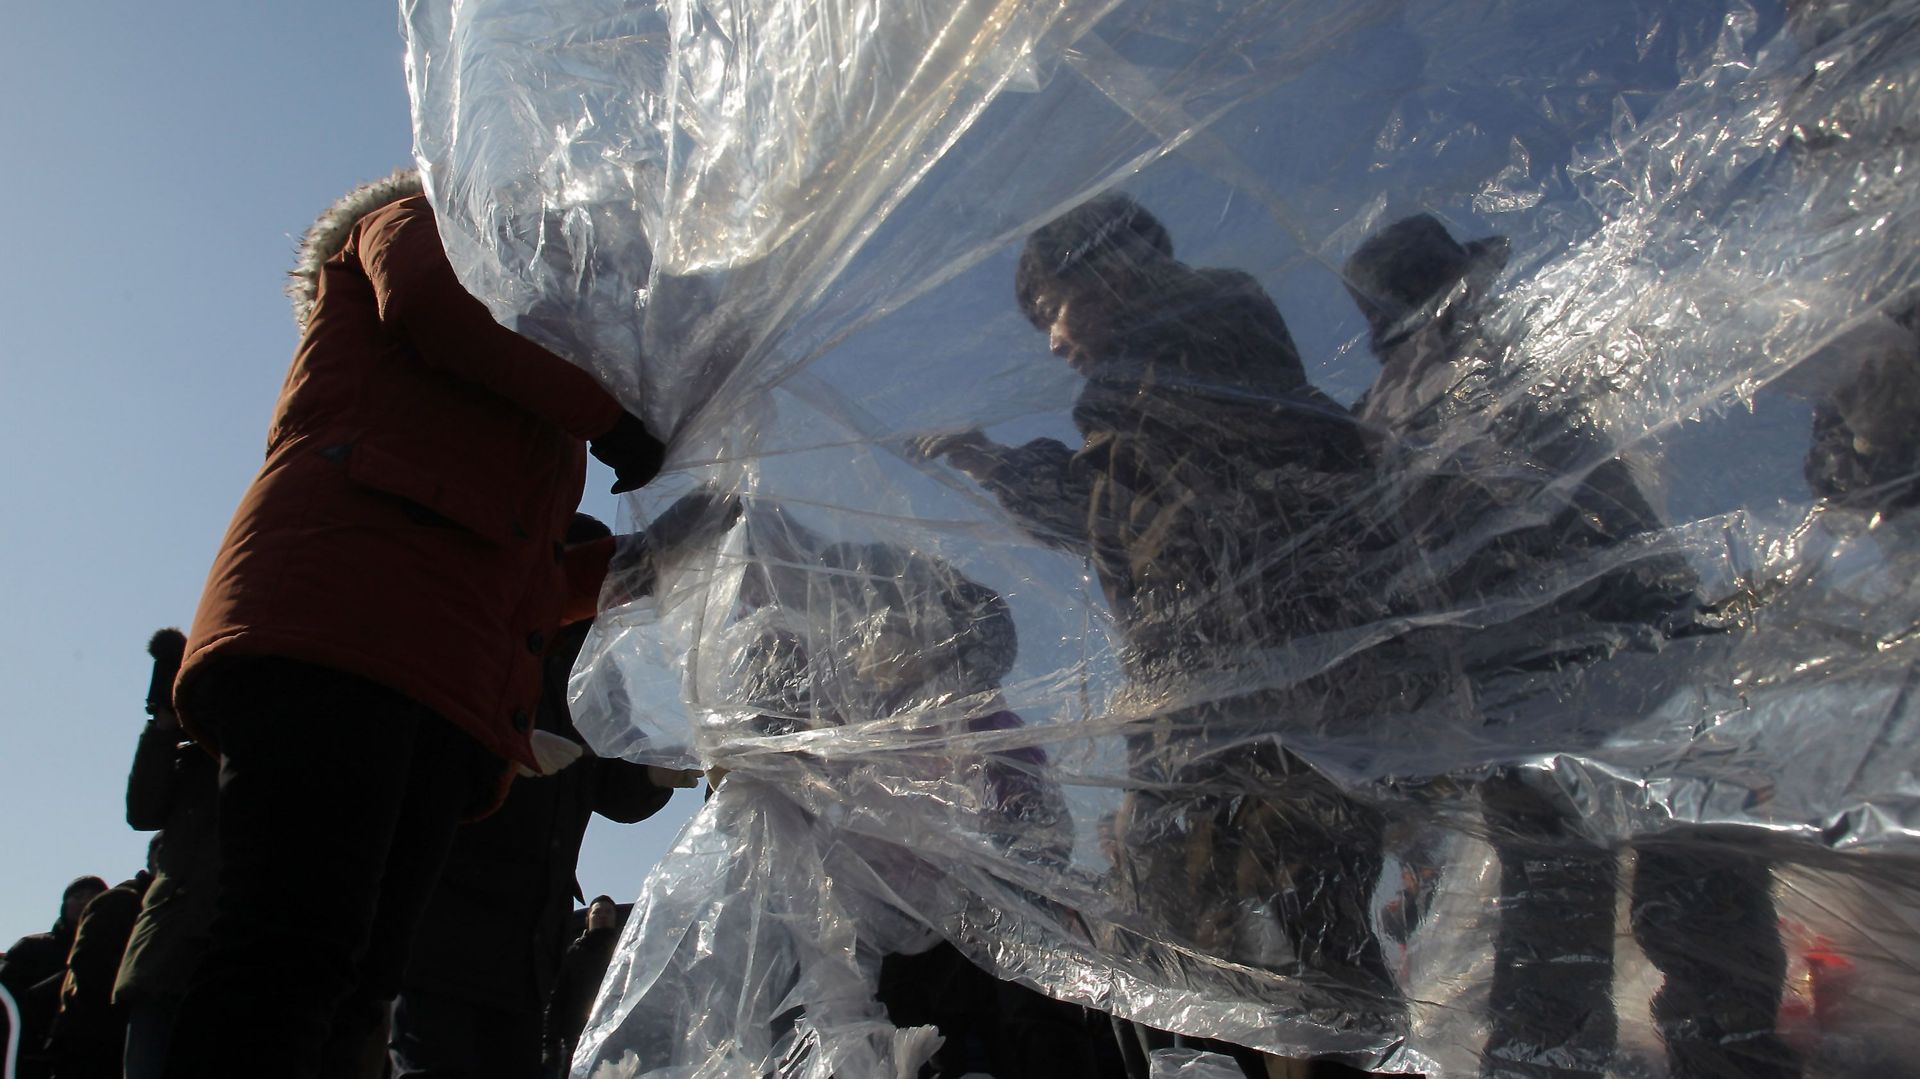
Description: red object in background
xmin=1778 ymin=920 xmax=1858 ymax=1056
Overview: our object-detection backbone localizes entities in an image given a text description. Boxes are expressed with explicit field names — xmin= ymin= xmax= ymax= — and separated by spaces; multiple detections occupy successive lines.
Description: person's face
xmin=587 ymin=900 xmax=618 ymax=931
xmin=844 ymin=611 xmax=935 ymax=697
xmin=1033 ymin=282 xmax=1119 ymax=374
xmin=1836 ymin=351 xmax=1920 ymax=459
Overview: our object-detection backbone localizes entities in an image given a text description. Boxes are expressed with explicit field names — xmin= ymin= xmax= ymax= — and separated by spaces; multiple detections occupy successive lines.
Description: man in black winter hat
xmin=1345 ymin=212 xmax=1796 ymax=1079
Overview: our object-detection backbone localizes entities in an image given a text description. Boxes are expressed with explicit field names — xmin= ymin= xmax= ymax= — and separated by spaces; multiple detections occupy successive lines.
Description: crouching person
xmin=162 ymin=170 xmax=692 ymax=1079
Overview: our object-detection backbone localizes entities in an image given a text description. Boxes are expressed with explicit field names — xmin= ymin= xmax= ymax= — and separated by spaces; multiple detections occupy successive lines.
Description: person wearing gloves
xmin=389 ymin=513 xmax=700 ymax=1079
xmin=1343 ymin=213 xmax=1791 ymax=1079
xmin=916 ymin=194 xmax=1409 ymax=1072
xmin=161 ymin=169 xmax=727 ymax=1079
xmin=116 ymin=627 xmax=220 ymax=1079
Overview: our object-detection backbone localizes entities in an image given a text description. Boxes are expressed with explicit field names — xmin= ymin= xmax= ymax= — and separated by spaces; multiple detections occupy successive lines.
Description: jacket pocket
xmin=342 ymin=441 xmax=523 ymax=547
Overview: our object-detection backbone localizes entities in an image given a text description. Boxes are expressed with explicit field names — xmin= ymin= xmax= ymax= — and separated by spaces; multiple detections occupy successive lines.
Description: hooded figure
xmin=1345 ymin=213 xmax=1794 ymax=1079
xmin=161 ymin=170 xmax=672 ymax=1079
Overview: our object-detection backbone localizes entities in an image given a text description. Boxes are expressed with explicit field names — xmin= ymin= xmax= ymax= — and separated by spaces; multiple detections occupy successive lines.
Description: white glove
xmin=516 ymin=730 xmax=585 ymax=777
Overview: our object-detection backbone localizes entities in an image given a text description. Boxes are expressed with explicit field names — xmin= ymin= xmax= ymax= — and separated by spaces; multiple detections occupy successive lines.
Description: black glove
xmin=645 ymin=487 xmax=743 ymax=557
xmin=589 ymin=411 xmax=668 ymax=494
xmin=603 ymin=489 xmax=744 ymax=605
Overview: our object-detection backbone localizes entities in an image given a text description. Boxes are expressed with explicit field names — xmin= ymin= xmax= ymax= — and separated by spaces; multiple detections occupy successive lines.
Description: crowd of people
xmin=1 ymin=599 xmax=688 ymax=1079
xmin=3 ymin=152 xmax=1916 ymax=1079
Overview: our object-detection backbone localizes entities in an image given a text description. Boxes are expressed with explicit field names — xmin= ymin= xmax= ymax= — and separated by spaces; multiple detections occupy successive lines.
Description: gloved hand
xmin=589 ymin=411 xmax=668 ymax=495
xmin=645 ymin=766 xmax=703 ymax=789
xmin=906 ymin=429 xmax=1000 ymax=478
xmin=644 ymin=487 xmax=744 ymax=557
xmin=516 ymin=729 xmax=586 ymax=777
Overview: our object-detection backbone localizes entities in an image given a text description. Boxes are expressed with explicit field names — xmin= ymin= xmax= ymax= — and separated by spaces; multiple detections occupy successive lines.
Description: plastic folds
xmin=404 ymin=0 xmax=1920 ymax=1075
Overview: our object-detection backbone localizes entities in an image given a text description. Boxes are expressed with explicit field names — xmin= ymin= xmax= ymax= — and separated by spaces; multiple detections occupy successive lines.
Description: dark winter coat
xmin=177 ymin=185 xmax=630 ymax=780
xmin=973 ymin=264 xmax=1386 ymax=685
xmin=970 ymin=259 xmax=1406 ymax=994
xmin=542 ymin=924 xmax=621 ymax=1063
xmin=114 ymin=722 xmax=219 ymax=1007
xmin=1804 ymin=293 xmax=1920 ymax=513
xmin=402 ymin=628 xmax=671 ymax=1015
xmin=0 ymin=919 xmax=79 ymax=1079
xmin=1344 ymin=215 xmax=1698 ymax=660
xmin=45 ymin=874 xmax=150 ymax=1078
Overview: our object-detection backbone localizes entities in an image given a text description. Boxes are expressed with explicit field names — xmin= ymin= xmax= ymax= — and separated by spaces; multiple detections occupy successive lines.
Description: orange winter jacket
xmin=179 ymin=192 xmax=628 ymax=775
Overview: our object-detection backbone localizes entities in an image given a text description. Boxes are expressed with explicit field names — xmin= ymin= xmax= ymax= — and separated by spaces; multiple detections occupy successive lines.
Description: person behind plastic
xmin=915 ymin=193 xmax=1406 ymax=1073
xmin=730 ymin=511 xmax=1105 ymax=1078
xmin=159 ymin=169 xmax=722 ymax=1079
xmin=1343 ymin=212 xmax=1795 ymax=1079
xmin=389 ymin=513 xmax=701 ymax=1079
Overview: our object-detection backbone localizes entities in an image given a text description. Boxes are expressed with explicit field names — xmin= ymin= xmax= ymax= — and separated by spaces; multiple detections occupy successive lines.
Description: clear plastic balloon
xmin=404 ymin=0 xmax=1920 ymax=1074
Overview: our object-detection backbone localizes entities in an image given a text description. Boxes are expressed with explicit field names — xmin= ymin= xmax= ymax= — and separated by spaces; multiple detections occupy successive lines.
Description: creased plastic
xmin=404 ymin=0 xmax=1920 ymax=1075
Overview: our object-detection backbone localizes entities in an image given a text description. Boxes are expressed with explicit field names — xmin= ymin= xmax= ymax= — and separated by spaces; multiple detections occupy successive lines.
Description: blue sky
xmin=0 ymin=1 xmax=694 ymax=942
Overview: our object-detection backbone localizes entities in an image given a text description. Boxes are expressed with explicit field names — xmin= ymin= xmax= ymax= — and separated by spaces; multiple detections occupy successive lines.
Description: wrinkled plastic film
xmin=405 ymin=1 xmax=1920 ymax=1075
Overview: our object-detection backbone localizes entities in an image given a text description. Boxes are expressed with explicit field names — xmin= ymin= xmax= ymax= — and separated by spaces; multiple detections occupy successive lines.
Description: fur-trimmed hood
xmin=287 ymin=168 xmax=425 ymax=331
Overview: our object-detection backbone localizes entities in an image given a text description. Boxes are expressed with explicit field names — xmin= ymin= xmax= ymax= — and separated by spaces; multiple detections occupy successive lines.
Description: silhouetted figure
xmin=0 ymin=876 xmax=108 ymax=1079
xmin=920 ymin=193 xmax=1407 ymax=1071
xmin=542 ymin=896 xmax=624 ymax=1074
xmin=45 ymin=866 xmax=152 ymax=1079
xmin=1804 ymin=294 xmax=1920 ymax=515
xmin=162 ymin=169 xmax=670 ymax=1079
xmin=390 ymin=517 xmax=691 ymax=1079
xmin=1345 ymin=212 xmax=1793 ymax=1079
xmin=116 ymin=627 xmax=218 ymax=1079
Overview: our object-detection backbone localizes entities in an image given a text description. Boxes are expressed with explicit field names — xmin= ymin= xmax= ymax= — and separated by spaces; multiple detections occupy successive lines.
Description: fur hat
xmin=1343 ymin=213 xmax=1509 ymax=351
xmin=287 ymin=168 xmax=425 ymax=332
xmin=146 ymin=627 xmax=187 ymax=714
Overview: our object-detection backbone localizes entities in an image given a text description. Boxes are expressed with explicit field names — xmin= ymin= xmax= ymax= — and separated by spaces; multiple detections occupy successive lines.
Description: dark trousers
xmin=388 ymin=989 xmax=544 ymax=1079
xmin=123 ymin=998 xmax=181 ymax=1079
xmin=876 ymin=942 xmax=1124 ymax=1079
xmin=1482 ymin=776 xmax=1797 ymax=1079
xmin=1480 ymin=776 xmax=1620 ymax=1079
xmin=1631 ymin=831 xmax=1797 ymax=1079
xmin=162 ymin=659 xmax=497 ymax=1079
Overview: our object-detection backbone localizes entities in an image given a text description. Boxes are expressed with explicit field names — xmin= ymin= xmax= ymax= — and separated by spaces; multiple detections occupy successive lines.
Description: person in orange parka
xmin=160 ymin=170 xmax=705 ymax=1079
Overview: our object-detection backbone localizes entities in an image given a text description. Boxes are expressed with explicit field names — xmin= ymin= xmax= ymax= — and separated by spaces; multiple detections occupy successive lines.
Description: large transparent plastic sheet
xmin=403 ymin=0 xmax=1920 ymax=1075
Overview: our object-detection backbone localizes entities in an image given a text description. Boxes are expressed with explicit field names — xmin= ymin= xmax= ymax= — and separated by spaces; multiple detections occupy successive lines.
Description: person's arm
xmin=590 ymin=758 xmax=677 ymax=824
xmin=356 ymin=197 xmax=626 ymax=440
xmin=560 ymin=536 xmax=619 ymax=626
xmin=914 ymin=432 xmax=1093 ymax=554
xmin=584 ymin=490 xmax=744 ymax=616
xmin=124 ymin=721 xmax=181 ymax=831
xmin=975 ymin=438 xmax=1096 ymax=555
